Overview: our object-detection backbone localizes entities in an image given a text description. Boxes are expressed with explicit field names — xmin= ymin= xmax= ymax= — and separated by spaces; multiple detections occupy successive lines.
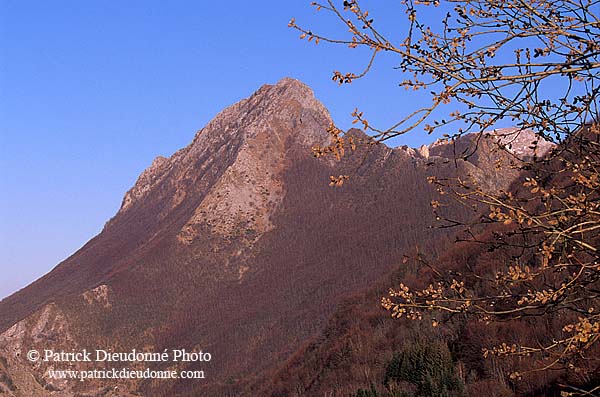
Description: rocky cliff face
xmin=0 ymin=78 xmax=550 ymax=396
xmin=119 ymin=77 xmax=331 ymax=219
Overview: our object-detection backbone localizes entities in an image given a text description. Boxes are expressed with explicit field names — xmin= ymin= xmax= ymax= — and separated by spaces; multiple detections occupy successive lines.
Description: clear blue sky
xmin=0 ymin=1 xmax=493 ymax=299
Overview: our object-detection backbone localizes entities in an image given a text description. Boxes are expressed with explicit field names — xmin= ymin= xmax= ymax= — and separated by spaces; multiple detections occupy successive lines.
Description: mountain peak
xmin=485 ymin=127 xmax=553 ymax=157
xmin=249 ymin=77 xmax=331 ymax=126
xmin=191 ymin=77 xmax=331 ymax=145
xmin=1 ymin=77 xmax=553 ymax=397
xmin=274 ymin=76 xmax=311 ymax=88
xmin=265 ymin=76 xmax=313 ymax=93
xmin=115 ymin=78 xmax=333 ymax=245
xmin=270 ymin=77 xmax=321 ymax=103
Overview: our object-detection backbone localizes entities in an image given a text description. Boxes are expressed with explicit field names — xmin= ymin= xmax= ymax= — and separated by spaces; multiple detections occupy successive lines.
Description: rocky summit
xmin=0 ymin=78 xmax=548 ymax=396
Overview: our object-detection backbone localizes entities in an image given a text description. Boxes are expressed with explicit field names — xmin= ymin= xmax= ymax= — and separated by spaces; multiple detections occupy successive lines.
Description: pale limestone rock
xmin=82 ymin=284 xmax=111 ymax=308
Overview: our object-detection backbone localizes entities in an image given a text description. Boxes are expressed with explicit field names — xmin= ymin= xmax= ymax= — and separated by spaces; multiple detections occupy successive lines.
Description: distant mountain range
xmin=0 ymin=78 xmax=550 ymax=396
